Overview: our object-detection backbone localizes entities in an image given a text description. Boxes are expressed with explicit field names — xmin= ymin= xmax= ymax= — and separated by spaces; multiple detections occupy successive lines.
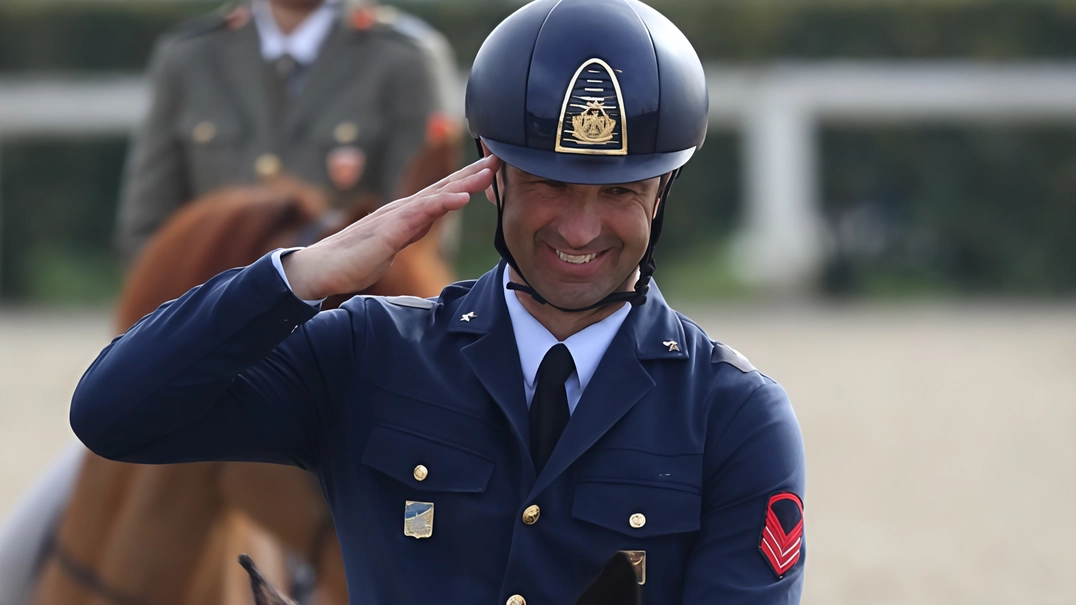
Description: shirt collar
xmin=502 ymin=268 xmax=631 ymax=393
xmin=251 ymin=0 xmax=339 ymax=65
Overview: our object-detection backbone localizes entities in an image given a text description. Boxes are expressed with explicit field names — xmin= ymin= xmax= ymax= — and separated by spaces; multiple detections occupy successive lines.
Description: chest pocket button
xmin=572 ymin=481 xmax=700 ymax=538
xmin=522 ymin=505 xmax=540 ymax=525
xmin=362 ymin=424 xmax=494 ymax=493
xmin=192 ymin=121 xmax=217 ymax=143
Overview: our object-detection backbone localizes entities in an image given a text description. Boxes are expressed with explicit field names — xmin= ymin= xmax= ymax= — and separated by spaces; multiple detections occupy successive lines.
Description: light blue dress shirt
xmin=500 ymin=267 xmax=629 ymax=414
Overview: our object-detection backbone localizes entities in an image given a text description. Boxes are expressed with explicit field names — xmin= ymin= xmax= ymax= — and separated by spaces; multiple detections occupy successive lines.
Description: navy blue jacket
xmin=71 ymin=252 xmax=806 ymax=604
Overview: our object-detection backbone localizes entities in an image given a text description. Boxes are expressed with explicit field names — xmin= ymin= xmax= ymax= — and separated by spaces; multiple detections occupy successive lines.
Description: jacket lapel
xmin=526 ymin=330 xmax=656 ymax=500
xmin=453 ymin=263 xmax=533 ymax=475
xmin=451 ymin=265 xmax=691 ymax=497
xmin=212 ymin=18 xmax=271 ymax=138
xmin=526 ymin=281 xmax=689 ymax=499
xmin=285 ymin=22 xmax=354 ymax=138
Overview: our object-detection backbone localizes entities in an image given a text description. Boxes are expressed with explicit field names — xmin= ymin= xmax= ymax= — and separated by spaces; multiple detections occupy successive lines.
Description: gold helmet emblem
xmin=555 ymin=58 xmax=627 ymax=156
xmin=571 ymin=100 xmax=616 ymax=144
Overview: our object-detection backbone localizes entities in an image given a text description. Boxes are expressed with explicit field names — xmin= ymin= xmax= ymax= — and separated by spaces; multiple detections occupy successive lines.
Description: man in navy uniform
xmin=72 ymin=1 xmax=807 ymax=603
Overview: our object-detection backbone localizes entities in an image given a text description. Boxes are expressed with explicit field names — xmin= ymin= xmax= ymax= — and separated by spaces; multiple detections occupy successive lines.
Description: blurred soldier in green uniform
xmin=116 ymin=0 xmax=459 ymax=263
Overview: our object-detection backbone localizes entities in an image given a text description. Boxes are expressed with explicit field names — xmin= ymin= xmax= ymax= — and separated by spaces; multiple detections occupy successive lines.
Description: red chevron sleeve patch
xmin=759 ymin=492 xmax=804 ymax=578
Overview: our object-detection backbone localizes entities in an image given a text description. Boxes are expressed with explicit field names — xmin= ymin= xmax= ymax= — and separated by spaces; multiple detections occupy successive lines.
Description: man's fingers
xmin=421 ymin=155 xmax=499 ymax=195
xmin=317 ymin=161 xmax=495 ymax=277
xmin=439 ymin=167 xmax=496 ymax=196
xmin=379 ymin=190 xmax=470 ymax=246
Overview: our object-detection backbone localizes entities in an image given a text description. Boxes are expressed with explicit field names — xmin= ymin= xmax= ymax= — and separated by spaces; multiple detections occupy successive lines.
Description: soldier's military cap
xmin=465 ymin=0 xmax=709 ymax=185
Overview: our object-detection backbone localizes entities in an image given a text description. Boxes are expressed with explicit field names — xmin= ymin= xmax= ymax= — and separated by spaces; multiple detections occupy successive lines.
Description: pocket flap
xmin=572 ymin=481 xmax=701 ymax=538
xmin=361 ymin=424 xmax=494 ymax=493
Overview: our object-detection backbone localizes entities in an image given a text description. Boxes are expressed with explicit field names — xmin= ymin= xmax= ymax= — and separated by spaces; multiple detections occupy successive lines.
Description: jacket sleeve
xmin=114 ymin=34 xmax=190 ymax=264
xmin=683 ymin=380 xmax=807 ymax=604
xmin=69 ymin=252 xmax=361 ymax=470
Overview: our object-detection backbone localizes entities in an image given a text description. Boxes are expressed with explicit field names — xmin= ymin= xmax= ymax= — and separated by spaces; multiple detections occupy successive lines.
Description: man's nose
xmin=555 ymin=200 xmax=602 ymax=250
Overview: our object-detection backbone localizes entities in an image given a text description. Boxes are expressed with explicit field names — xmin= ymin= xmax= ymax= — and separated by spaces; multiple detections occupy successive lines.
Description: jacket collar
xmin=449 ymin=261 xmax=689 ymax=362
xmin=453 ymin=262 xmax=689 ymax=493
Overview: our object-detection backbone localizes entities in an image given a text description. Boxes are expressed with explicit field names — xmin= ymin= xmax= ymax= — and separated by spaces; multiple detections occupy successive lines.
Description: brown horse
xmin=32 ymin=138 xmax=460 ymax=605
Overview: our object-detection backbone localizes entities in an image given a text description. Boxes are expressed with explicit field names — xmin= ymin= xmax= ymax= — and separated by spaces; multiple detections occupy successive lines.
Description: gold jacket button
xmin=192 ymin=121 xmax=216 ymax=143
xmin=506 ymin=595 xmax=526 ymax=605
xmin=629 ymin=513 xmax=646 ymax=529
xmin=413 ymin=465 xmax=428 ymax=482
xmin=521 ymin=505 xmax=540 ymax=525
xmin=255 ymin=153 xmax=281 ymax=178
xmin=334 ymin=121 xmax=359 ymax=144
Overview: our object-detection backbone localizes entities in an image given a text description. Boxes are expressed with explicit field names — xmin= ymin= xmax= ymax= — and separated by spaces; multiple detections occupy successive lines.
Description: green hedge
xmin=0 ymin=137 xmax=126 ymax=302
xmin=3 ymin=1 xmax=1076 ymax=301
xmin=820 ymin=125 xmax=1076 ymax=297
xmin=4 ymin=1 xmax=1076 ymax=73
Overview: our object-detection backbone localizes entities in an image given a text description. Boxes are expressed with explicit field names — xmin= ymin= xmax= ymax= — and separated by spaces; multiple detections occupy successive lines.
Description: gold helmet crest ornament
xmin=555 ymin=58 xmax=627 ymax=156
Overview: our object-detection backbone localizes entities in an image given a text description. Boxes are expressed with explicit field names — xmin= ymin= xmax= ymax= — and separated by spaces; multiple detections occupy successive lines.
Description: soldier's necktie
xmin=530 ymin=343 xmax=575 ymax=475
xmin=266 ymin=54 xmax=302 ymax=126
xmin=274 ymin=54 xmax=303 ymax=97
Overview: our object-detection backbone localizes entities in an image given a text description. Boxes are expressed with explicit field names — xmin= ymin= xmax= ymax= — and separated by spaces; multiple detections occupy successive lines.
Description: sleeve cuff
xmin=271 ymin=248 xmax=326 ymax=307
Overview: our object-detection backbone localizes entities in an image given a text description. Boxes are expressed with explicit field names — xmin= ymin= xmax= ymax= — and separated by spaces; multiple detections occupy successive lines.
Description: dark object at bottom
xmin=573 ymin=552 xmax=642 ymax=605
xmin=238 ymin=554 xmax=297 ymax=605
xmin=238 ymin=551 xmax=640 ymax=605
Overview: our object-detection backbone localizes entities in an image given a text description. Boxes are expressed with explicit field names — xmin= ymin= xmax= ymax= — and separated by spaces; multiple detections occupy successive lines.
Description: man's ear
xmin=652 ymin=173 xmax=671 ymax=219
xmin=480 ymin=140 xmax=503 ymax=205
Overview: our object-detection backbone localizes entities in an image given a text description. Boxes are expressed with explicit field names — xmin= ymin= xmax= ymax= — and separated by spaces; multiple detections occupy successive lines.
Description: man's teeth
xmin=555 ymin=249 xmax=597 ymax=264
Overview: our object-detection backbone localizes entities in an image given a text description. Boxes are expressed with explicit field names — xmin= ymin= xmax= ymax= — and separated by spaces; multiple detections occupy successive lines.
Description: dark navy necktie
xmin=530 ymin=343 xmax=575 ymax=475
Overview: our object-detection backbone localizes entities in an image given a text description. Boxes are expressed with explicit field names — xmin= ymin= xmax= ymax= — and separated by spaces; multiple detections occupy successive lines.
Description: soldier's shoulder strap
xmin=169 ymin=3 xmax=252 ymax=42
xmin=711 ymin=341 xmax=757 ymax=373
xmin=342 ymin=2 xmax=438 ymax=46
xmin=342 ymin=2 xmax=459 ymax=119
xmin=383 ymin=295 xmax=437 ymax=310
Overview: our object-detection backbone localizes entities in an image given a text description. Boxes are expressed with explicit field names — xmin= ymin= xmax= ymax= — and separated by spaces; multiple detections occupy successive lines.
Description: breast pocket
xmin=572 ymin=481 xmax=701 ymax=539
xmin=176 ymin=113 xmax=246 ymax=195
xmin=361 ymin=423 xmax=494 ymax=493
xmin=301 ymin=110 xmax=386 ymax=195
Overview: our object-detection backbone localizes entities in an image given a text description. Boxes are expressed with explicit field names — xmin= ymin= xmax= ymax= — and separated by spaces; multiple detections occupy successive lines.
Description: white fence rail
xmin=4 ymin=62 xmax=1076 ymax=290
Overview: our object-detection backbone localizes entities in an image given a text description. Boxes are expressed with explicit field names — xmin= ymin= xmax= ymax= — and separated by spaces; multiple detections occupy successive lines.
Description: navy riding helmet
xmin=465 ymin=0 xmax=709 ymax=311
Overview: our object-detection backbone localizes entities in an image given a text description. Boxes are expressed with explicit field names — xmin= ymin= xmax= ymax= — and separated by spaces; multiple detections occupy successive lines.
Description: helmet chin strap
xmin=477 ymin=140 xmax=679 ymax=313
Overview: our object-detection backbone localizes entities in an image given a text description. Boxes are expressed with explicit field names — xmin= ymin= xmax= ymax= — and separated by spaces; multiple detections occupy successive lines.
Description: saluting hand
xmin=282 ymin=155 xmax=500 ymax=300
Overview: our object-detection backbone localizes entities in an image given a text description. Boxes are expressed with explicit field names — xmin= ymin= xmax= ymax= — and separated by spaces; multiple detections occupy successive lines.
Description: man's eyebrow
xmin=523 ymin=174 xmax=567 ymax=186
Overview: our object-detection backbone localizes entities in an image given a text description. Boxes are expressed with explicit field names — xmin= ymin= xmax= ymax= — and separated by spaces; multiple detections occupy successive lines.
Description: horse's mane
xmin=115 ymin=186 xmax=324 ymax=331
xmin=115 ymin=137 xmax=461 ymax=332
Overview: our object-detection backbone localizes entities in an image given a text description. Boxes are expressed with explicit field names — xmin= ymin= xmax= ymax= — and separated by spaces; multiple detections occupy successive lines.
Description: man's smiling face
xmin=499 ymin=164 xmax=663 ymax=310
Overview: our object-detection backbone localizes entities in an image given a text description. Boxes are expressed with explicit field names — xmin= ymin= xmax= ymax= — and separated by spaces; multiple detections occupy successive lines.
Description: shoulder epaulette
xmin=171 ymin=3 xmax=250 ymax=41
xmin=382 ymin=295 xmax=436 ymax=310
xmin=344 ymin=3 xmax=424 ymax=44
xmin=711 ymin=342 xmax=756 ymax=373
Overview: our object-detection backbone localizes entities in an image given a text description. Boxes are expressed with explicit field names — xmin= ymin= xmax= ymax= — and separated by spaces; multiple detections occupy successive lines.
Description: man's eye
xmin=607 ymin=187 xmax=635 ymax=195
xmin=541 ymin=180 xmax=568 ymax=189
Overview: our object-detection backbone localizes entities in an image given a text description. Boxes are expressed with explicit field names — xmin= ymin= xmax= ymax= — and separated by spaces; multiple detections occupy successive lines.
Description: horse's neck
xmin=36 ymin=458 xmax=228 ymax=605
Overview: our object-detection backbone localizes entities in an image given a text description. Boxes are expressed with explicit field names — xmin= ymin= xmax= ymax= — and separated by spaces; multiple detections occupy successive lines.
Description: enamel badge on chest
xmin=326 ymin=146 xmax=365 ymax=191
xmin=404 ymin=500 xmax=434 ymax=539
xmin=555 ymin=59 xmax=627 ymax=156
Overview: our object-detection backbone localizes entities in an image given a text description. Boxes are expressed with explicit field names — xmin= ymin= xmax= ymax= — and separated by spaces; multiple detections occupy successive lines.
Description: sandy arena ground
xmin=1 ymin=304 xmax=1073 ymax=604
